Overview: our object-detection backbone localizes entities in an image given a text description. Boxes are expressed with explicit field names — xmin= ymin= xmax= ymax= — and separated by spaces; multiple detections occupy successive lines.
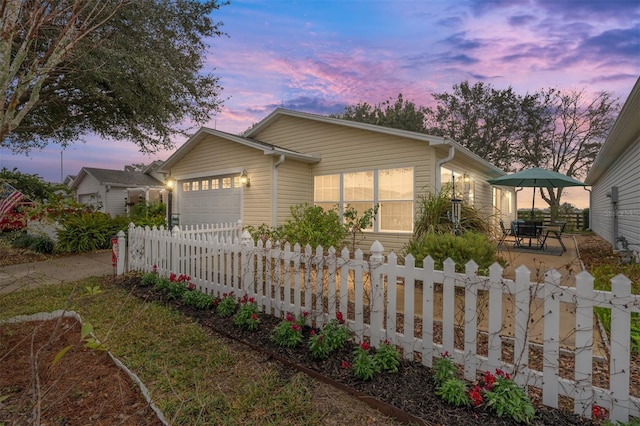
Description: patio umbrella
xmin=487 ymin=167 xmax=586 ymax=219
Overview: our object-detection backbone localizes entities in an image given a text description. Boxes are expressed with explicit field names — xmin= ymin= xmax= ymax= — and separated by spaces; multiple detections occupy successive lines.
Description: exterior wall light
xmin=240 ymin=169 xmax=250 ymax=187
xmin=164 ymin=177 xmax=175 ymax=228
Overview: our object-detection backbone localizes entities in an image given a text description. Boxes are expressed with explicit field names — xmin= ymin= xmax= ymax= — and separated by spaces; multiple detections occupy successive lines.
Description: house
xmin=159 ymin=108 xmax=515 ymax=252
xmin=585 ymin=77 xmax=640 ymax=259
xmin=71 ymin=162 xmax=165 ymax=217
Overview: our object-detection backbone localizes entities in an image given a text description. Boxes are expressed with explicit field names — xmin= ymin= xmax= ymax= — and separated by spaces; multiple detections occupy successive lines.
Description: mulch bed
xmin=0 ymin=316 xmax=163 ymax=426
xmin=117 ymin=273 xmax=603 ymax=426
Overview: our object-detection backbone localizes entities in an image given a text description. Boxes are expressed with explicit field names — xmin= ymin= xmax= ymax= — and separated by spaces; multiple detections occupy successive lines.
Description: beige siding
xmin=276 ymin=160 xmax=312 ymax=225
xmin=168 ymin=135 xmax=275 ymax=226
xmin=254 ymin=115 xmax=434 ymax=249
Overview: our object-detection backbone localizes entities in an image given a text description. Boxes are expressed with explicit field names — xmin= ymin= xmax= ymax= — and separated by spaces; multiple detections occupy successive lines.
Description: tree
xmin=331 ymin=93 xmax=428 ymax=132
xmin=425 ymin=81 xmax=534 ymax=172
xmin=425 ymin=81 xmax=618 ymax=215
xmin=516 ymin=88 xmax=617 ymax=216
xmin=1 ymin=0 xmax=227 ymax=153
xmin=0 ymin=167 xmax=65 ymax=202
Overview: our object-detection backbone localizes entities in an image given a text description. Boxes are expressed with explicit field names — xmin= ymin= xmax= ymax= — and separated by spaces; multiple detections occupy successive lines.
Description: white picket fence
xmin=123 ymin=224 xmax=640 ymax=423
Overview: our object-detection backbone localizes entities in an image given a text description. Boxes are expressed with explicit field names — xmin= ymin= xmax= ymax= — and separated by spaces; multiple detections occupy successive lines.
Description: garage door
xmin=178 ymin=175 xmax=241 ymax=226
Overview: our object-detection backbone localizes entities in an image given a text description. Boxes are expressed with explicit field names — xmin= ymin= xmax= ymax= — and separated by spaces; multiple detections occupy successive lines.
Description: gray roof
xmin=80 ymin=167 xmax=163 ymax=187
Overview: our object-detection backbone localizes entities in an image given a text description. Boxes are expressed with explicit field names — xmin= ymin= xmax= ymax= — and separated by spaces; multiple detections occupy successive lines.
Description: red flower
xmin=592 ymin=405 xmax=606 ymax=419
xmin=286 ymin=312 xmax=296 ymax=323
xmin=483 ymin=371 xmax=496 ymax=390
xmin=310 ymin=330 xmax=316 ymax=336
xmin=188 ymin=283 xmax=196 ymax=291
xmin=291 ymin=324 xmax=302 ymax=332
xmin=443 ymin=351 xmax=449 ymax=358
xmin=303 ymin=311 xmax=309 ymax=318
xmin=341 ymin=360 xmax=352 ymax=369
xmin=248 ymin=297 xmax=255 ymax=304
xmin=360 ymin=341 xmax=370 ymax=351
xmin=169 ymin=272 xmax=177 ymax=282
xmin=250 ymin=313 xmax=258 ymax=321
xmin=468 ymin=385 xmax=483 ymax=407
xmin=336 ymin=311 xmax=345 ymax=324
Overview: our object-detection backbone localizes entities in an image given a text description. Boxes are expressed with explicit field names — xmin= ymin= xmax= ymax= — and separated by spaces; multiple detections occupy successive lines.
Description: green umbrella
xmin=487 ymin=167 xmax=586 ymax=219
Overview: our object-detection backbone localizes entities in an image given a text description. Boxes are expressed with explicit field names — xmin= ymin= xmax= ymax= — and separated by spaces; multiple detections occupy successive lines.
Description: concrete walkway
xmin=0 ymin=251 xmax=114 ymax=295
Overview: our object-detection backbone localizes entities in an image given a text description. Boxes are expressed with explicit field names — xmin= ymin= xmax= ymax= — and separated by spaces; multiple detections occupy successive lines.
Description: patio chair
xmin=541 ymin=222 xmax=567 ymax=251
xmin=498 ymin=219 xmax=516 ymax=246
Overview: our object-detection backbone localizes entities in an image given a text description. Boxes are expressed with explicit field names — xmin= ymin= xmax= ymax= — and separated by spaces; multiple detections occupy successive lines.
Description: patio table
xmin=513 ymin=220 xmax=543 ymax=249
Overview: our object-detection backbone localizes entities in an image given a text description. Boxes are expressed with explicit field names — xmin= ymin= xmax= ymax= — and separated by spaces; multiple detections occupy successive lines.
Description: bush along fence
xmin=121 ymin=223 xmax=640 ymax=423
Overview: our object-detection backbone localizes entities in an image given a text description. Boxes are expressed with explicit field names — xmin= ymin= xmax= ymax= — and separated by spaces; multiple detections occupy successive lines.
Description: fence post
xmin=117 ymin=230 xmax=126 ymax=275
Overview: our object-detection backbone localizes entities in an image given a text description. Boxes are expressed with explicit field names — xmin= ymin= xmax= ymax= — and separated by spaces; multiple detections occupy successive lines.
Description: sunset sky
xmin=1 ymin=0 xmax=638 ymax=209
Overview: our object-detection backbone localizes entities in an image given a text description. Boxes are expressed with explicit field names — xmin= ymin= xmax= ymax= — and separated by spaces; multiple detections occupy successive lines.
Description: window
xmin=211 ymin=179 xmax=219 ymax=190
xmin=182 ymin=182 xmax=190 ymax=192
xmin=233 ymin=176 xmax=240 ymax=188
xmin=378 ymin=167 xmax=413 ymax=232
xmin=192 ymin=181 xmax=199 ymax=191
xmin=222 ymin=177 xmax=231 ymax=189
xmin=440 ymin=168 xmax=473 ymax=203
xmin=201 ymin=180 xmax=209 ymax=190
xmin=313 ymin=167 xmax=414 ymax=233
xmin=314 ymin=174 xmax=340 ymax=212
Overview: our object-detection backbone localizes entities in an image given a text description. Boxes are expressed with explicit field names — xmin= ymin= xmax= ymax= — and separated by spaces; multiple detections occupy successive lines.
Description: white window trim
xmin=314 ymin=167 xmax=414 ymax=234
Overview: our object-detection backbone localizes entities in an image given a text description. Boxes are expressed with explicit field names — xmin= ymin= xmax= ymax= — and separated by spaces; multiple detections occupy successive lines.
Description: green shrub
xmin=127 ymin=201 xmax=166 ymax=228
xmin=280 ymin=203 xmax=347 ymax=249
xmin=56 ymin=212 xmax=125 ymax=253
xmin=11 ymin=233 xmax=37 ymax=249
xmin=29 ymin=235 xmax=55 ymax=254
xmin=182 ymin=290 xmax=215 ymax=310
xmin=140 ymin=272 xmax=158 ymax=287
xmin=154 ymin=277 xmax=172 ymax=293
xmin=216 ymin=293 xmax=238 ymax=317
xmin=404 ymin=231 xmax=499 ymax=273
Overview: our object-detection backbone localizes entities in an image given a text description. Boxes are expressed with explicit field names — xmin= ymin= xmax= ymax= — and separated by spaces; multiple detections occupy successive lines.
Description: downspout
xmin=272 ymin=155 xmax=285 ymax=227
xmin=435 ymin=140 xmax=455 ymax=193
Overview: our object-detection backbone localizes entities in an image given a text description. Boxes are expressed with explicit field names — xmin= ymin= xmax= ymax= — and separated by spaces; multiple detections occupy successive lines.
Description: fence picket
xmin=543 ymin=270 xmax=562 ymax=408
xmin=314 ymin=246 xmax=325 ymax=328
xmin=513 ymin=265 xmax=531 ymax=388
xmin=421 ymin=256 xmax=435 ymax=368
xmin=610 ymin=274 xmax=632 ymax=423
xmin=369 ymin=242 xmax=384 ymax=347
xmin=488 ymin=263 xmax=503 ymax=373
xmin=464 ymin=260 xmax=479 ymax=381
xmin=442 ymin=258 xmax=456 ymax=357
xmin=386 ymin=252 xmax=398 ymax=346
xmin=403 ymin=254 xmax=416 ymax=360
xmin=123 ymin=228 xmax=640 ymax=423
xmin=574 ymin=270 xmax=595 ymax=417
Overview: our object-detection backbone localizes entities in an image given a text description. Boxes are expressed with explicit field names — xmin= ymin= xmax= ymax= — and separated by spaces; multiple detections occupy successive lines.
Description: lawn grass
xmin=0 ymin=277 xmax=325 ymax=425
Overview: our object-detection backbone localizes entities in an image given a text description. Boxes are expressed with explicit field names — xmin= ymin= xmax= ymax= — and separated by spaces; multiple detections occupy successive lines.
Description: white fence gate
xmin=122 ymin=224 xmax=640 ymax=423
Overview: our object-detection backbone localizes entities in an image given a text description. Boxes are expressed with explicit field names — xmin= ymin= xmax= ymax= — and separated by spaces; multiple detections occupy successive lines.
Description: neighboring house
xmin=159 ymin=108 xmax=515 ymax=253
xmin=585 ymin=77 xmax=640 ymax=259
xmin=71 ymin=163 xmax=165 ymax=217
xmin=63 ymin=175 xmax=76 ymax=187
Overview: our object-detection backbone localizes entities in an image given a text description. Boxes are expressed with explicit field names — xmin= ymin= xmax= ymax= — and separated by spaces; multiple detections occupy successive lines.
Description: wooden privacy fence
xmin=123 ymin=224 xmax=640 ymax=423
